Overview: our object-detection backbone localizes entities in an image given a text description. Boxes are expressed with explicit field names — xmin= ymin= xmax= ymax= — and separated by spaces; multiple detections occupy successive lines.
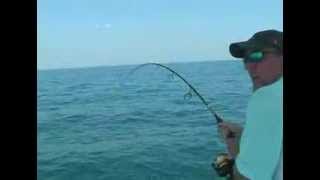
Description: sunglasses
xmin=244 ymin=49 xmax=279 ymax=63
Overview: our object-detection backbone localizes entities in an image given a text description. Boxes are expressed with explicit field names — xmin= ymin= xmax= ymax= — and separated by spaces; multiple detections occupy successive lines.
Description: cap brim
xmin=229 ymin=41 xmax=250 ymax=58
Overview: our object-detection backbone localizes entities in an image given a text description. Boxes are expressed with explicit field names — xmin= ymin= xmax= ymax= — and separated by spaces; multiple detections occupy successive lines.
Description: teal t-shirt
xmin=236 ymin=77 xmax=283 ymax=180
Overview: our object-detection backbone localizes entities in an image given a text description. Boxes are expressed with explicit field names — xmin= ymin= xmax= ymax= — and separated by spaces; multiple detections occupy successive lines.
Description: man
xmin=218 ymin=30 xmax=283 ymax=180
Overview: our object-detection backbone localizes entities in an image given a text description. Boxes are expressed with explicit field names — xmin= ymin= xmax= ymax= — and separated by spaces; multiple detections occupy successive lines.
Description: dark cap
xmin=229 ymin=30 xmax=283 ymax=58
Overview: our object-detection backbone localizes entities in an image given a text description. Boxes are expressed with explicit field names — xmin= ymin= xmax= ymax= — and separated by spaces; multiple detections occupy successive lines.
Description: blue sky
xmin=37 ymin=0 xmax=283 ymax=70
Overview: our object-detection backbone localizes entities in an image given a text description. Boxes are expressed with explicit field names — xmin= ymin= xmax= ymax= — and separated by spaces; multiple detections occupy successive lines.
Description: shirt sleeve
xmin=236 ymin=87 xmax=283 ymax=180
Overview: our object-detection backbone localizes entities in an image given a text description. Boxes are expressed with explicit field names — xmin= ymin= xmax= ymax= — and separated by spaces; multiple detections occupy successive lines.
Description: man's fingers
xmin=218 ymin=123 xmax=237 ymax=141
xmin=220 ymin=128 xmax=231 ymax=139
xmin=218 ymin=123 xmax=229 ymax=130
xmin=219 ymin=122 xmax=234 ymax=129
xmin=220 ymin=126 xmax=231 ymax=133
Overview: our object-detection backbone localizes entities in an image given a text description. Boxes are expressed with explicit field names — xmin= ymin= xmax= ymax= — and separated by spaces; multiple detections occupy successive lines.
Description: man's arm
xmin=218 ymin=122 xmax=250 ymax=180
xmin=218 ymin=121 xmax=243 ymax=158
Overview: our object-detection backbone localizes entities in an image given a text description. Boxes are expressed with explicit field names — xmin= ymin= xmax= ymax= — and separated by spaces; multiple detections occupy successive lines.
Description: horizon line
xmin=37 ymin=59 xmax=237 ymax=72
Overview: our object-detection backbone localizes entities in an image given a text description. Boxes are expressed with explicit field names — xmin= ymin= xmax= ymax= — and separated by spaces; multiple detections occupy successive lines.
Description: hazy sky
xmin=37 ymin=0 xmax=283 ymax=70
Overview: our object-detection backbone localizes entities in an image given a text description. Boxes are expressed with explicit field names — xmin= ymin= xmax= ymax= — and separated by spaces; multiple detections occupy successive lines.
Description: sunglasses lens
xmin=246 ymin=51 xmax=263 ymax=63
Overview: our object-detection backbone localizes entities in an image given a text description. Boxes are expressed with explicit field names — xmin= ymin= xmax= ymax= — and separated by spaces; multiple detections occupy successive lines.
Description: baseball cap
xmin=229 ymin=30 xmax=283 ymax=58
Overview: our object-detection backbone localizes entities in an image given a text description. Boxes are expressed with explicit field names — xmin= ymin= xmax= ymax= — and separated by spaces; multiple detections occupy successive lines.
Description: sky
xmin=37 ymin=0 xmax=283 ymax=70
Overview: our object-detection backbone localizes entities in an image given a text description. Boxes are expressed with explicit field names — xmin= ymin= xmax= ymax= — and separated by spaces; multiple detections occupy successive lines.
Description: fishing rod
xmin=126 ymin=62 xmax=236 ymax=179
xmin=126 ymin=62 xmax=225 ymax=124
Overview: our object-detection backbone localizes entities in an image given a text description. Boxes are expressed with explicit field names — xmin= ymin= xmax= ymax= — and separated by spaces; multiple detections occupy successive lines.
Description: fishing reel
xmin=212 ymin=153 xmax=235 ymax=177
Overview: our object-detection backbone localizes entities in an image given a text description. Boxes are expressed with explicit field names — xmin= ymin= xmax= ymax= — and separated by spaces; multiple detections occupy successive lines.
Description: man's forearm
xmin=228 ymin=132 xmax=248 ymax=180
xmin=225 ymin=133 xmax=242 ymax=158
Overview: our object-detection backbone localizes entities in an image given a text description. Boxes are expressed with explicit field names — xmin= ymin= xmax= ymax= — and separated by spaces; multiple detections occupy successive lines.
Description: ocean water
xmin=37 ymin=61 xmax=252 ymax=180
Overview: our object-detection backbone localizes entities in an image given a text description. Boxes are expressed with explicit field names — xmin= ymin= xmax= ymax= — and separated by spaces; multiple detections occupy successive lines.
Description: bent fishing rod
xmin=126 ymin=62 xmax=226 ymax=125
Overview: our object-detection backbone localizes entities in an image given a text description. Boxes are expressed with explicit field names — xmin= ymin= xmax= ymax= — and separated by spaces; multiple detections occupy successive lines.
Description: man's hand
xmin=218 ymin=121 xmax=243 ymax=158
xmin=218 ymin=121 xmax=243 ymax=139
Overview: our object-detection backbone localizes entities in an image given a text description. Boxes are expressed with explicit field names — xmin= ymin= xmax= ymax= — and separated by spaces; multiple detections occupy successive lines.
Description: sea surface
xmin=37 ymin=61 xmax=252 ymax=180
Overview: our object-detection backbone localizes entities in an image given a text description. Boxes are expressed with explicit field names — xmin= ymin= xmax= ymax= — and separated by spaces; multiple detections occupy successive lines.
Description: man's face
xmin=244 ymin=51 xmax=283 ymax=91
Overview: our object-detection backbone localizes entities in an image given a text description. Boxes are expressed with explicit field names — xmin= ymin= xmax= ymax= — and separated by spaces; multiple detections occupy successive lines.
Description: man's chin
xmin=253 ymin=82 xmax=264 ymax=91
xmin=253 ymin=80 xmax=275 ymax=91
